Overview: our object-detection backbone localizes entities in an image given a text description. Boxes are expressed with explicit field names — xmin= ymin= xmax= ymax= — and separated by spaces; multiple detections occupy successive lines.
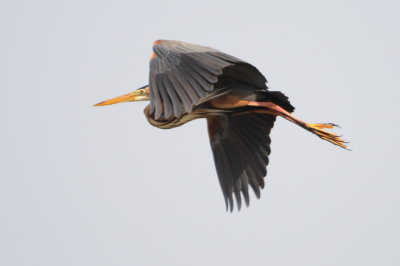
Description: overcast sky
xmin=1 ymin=1 xmax=399 ymax=265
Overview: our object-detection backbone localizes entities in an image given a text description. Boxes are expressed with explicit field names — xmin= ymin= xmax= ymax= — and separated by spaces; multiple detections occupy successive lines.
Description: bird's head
xmin=94 ymin=85 xmax=150 ymax=106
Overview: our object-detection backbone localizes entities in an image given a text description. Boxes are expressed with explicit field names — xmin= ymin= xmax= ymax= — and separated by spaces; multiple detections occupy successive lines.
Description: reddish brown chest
xmin=207 ymin=94 xmax=249 ymax=110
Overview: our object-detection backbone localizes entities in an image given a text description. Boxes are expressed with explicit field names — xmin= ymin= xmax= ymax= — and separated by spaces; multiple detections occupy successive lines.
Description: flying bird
xmin=95 ymin=40 xmax=347 ymax=211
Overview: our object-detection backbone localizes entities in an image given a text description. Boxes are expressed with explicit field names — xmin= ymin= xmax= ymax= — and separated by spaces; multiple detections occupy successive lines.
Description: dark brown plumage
xmin=95 ymin=40 xmax=347 ymax=212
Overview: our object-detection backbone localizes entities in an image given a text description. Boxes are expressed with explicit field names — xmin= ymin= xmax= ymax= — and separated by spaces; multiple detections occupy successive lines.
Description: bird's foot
xmin=308 ymin=124 xmax=348 ymax=149
xmin=308 ymin=123 xmax=340 ymax=129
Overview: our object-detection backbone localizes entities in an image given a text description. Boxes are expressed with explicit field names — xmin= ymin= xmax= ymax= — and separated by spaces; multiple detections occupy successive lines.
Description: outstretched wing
xmin=149 ymin=40 xmax=266 ymax=119
xmin=207 ymin=113 xmax=276 ymax=212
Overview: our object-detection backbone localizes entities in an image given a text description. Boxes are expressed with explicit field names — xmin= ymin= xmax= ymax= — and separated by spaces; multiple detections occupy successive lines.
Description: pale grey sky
xmin=1 ymin=0 xmax=399 ymax=265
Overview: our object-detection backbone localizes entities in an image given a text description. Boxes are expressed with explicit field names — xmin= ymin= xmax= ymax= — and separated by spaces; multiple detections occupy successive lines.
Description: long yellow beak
xmin=94 ymin=92 xmax=149 ymax=107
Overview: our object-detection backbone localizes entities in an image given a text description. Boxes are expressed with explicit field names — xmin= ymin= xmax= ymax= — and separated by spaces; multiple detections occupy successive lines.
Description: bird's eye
xmin=140 ymin=89 xmax=145 ymax=94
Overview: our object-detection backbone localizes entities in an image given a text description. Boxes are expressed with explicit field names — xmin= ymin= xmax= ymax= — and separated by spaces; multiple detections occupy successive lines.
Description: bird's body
xmin=95 ymin=40 xmax=347 ymax=211
xmin=144 ymin=80 xmax=294 ymax=129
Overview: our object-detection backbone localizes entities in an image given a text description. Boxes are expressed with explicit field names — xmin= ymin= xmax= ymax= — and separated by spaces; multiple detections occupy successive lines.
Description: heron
xmin=94 ymin=40 xmax=347 ymax=211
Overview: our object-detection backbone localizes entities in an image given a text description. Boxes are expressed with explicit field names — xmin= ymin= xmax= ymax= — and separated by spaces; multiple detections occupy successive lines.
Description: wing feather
xmin=166 ymin=71 xmax=192 ymax=113
xmin=227 ymin=121 xmax=266 ymax=190
xmin=220 ymin=134 xmax=245 ymax=210
xmin=176 ymin=65 xmax=207 ymax=98
xmin=207 ymin=113 xmax=276 ymax=211
xmin=185 ymin=53 xmax=227 ymax=70
xmin=240 ymin=172 xmax=250 ymax=207
xmin=178 ymin=60 xmax=213 ymax=92
xmin=179 ymin=55 xmax=220 ymax=82
xmin=171 ymin=67 xmax=200 ymax=105
xmin=149 ymin=40 xmax=251 ymax=119
xmin=161 ymin=74 xmax=181 ymax=117
xmin=149 ymin=73 xmax=162 ymax=118
xmin=156 ymin=75 xmax=172 ymax=118
xmin=212 ymin=143 xmax=234 ymax=211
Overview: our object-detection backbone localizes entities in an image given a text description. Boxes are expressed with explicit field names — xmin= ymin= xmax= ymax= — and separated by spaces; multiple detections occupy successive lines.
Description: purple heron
xmin=95 ymin=40 xmax=347 ymax=211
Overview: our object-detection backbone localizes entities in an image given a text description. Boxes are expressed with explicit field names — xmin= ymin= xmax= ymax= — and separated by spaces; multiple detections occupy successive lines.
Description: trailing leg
xmin=248 ymin=102 xmax=348 ymax=149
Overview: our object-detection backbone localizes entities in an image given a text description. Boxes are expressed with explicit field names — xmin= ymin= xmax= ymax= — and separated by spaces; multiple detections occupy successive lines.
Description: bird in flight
xmin=95 ymin=40 xmax=347 ymax=211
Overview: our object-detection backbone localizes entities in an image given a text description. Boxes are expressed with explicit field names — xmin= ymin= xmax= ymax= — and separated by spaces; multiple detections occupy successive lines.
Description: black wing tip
xmin=243 ymin=191 xmax=250 ymax=208
xmin=224 ymin=187 xmax=264 ymax=212
xmin=235 ymin=193 xmax=242 ymax=211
